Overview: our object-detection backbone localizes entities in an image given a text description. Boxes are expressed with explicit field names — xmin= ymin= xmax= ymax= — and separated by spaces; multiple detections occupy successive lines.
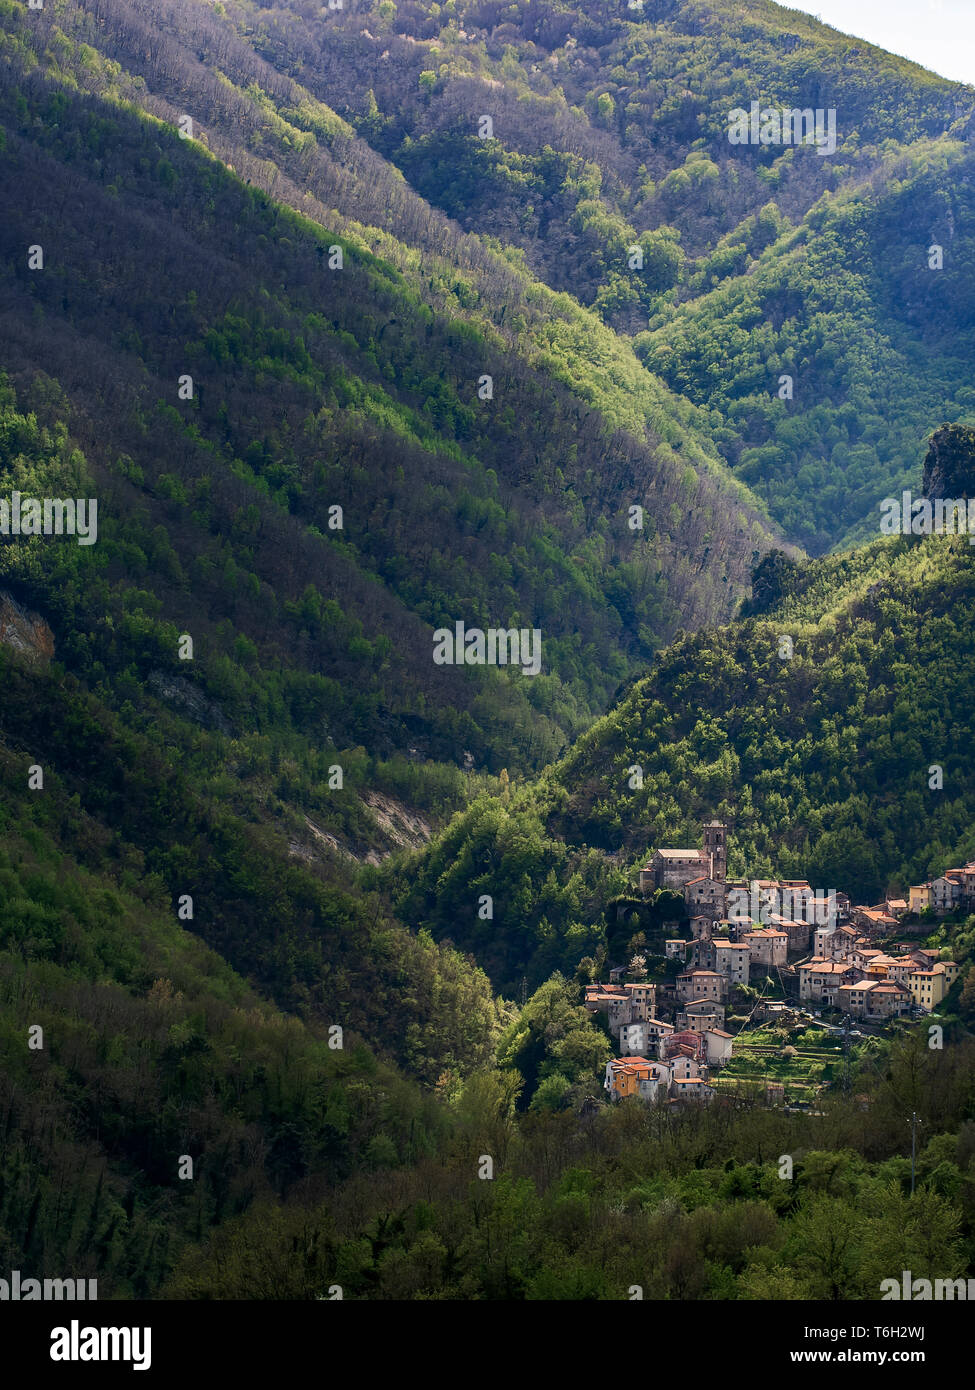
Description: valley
xmin=1 ymin=0 xmax=974 ymax=1313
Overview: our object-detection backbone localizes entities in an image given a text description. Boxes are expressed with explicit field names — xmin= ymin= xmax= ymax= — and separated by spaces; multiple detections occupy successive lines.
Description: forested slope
xmin=0 ymin=650 xmax=502 ymax=1291
xmin=0 ymin=0 xmax=773 ymax=1295
xmin=1 ymin=0 xmax=777 ymax=787
xmin=394 ymin=533 xmax=975 ymax=993
xmin=234 ymin=0 xmax=975 ymax=548
xmin=3 ymin=0 xmax=975 ymax=1303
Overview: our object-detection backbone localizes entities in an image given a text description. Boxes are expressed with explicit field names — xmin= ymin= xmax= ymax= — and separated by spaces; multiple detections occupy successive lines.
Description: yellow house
xmin=606 ymin=1058 xmax=654 ymax=1099
xmin=613 ymin=1067 xmax=641 ymax=1100
xmin=909 ymin=884 xmax=933 ymax=913
xmin=907 ymin=967 xmax=947 ymax=1011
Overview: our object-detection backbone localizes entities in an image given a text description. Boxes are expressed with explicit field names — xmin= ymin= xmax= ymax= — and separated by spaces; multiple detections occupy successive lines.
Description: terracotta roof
xmin=610 ymin=1057 xmax=655 ymax=1076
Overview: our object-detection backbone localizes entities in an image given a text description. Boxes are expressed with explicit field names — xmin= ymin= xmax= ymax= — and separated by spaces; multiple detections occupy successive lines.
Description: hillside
xmin=239 ymin=0 xmax=975 ymax=548
xmin=0 ymin=0 xmax=778 ymax=1295
xmin=3 ymin=0 xmax=975 ymax=1307
xmin=394 ymin=532 xmax=975 ymax=994
xmin=1 ymin=0 xmax=779 ymax=793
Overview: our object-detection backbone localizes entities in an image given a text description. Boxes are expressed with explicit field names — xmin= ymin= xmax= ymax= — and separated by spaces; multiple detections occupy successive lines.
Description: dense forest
xmin=161 ymin=1030 xmax=975 ymax=1300
xmin=2 ymin=0 xmax=975 ymax=1302
xmin=0 ymin=0 xmax=778 ymax=784
xmin=242 ymin=0 xmax=975 ymax=550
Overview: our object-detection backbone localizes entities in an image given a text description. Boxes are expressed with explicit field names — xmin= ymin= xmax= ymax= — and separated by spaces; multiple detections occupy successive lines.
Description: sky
xmin=790 ymin=0 xmax=975 ymax=85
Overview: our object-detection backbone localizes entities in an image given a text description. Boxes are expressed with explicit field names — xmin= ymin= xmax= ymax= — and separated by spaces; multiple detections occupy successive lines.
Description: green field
xmin=712 ymin=1027 xmax=846 ymax=1101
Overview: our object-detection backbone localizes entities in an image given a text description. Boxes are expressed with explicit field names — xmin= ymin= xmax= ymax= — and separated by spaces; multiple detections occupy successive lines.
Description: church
xmin=639 ymin=820 xmax=727 ymax=894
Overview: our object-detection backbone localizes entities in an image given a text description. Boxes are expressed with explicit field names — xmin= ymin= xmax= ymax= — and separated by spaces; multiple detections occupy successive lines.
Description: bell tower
xmin=702 ymin=820 xmax=727 ymax=882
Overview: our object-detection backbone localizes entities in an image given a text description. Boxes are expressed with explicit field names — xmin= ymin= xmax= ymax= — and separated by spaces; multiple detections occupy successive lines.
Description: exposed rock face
xmin=147 ymin=670 xmax=231 ymax=733
xmin=363 ymin=791 xmax=432 ymax=852
xmin=0 ymin=590 xmax=54 ymax=667
xmin=922 ymin=423 xmax=975 ymax=499
xmin=287 ymin=797 xmax=433 ymax=869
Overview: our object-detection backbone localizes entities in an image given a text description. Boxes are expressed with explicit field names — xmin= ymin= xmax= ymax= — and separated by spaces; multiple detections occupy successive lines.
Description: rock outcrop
xmin=0 ymin=590 xmax=55 ymax=668
xmin=922 ymin=423 xmax=975 ymax=500
xmin=147 ymin=671 xmax=231 ymax=733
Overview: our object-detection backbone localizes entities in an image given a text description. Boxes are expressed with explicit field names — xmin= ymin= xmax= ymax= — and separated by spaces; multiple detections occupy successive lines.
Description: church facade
xmin=640 ymin=820 xmax=728 ymax=894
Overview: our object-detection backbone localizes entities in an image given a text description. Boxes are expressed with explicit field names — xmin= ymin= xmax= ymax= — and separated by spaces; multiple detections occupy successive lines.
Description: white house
xmin=704 ymin=1028 xmax=733 ymax=1066
xmin=620 ymin=1017 xmax=675 ymax=1057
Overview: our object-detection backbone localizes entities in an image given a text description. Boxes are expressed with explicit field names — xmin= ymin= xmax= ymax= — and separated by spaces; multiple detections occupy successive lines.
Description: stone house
xmin=932 ymin=874 xmax=963 ymax=916
xmin=836 ymin=979 xmax=911 ymax=1019
xmin=676 ymin=969 xmax=724 ymax=1003
xmin=712 ymin=939 xmax=751 ymax=986
xmin=742 ymin=927 xmax=788 ymax=968
xmin=620 ymin=1017 xmax=675 ymax=1057
xmin=670 ymin=1076 xmax=714 ymax=1102
xmin=676 ymin=999 xmax=726 ymax=1033
xmin=683 ymin=876 xmax=727 ymax=919
xmin=798 ymin=959 xmax=855 ymax=1004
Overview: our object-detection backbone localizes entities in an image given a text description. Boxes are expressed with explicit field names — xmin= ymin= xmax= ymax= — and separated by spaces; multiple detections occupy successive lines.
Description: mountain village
xmin=586 ymin=821 xmax=967 ymax=1107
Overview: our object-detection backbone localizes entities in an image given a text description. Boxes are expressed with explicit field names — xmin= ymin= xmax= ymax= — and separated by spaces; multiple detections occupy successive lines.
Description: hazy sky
xmin=791 ymin=0 xmax=975 ymax=85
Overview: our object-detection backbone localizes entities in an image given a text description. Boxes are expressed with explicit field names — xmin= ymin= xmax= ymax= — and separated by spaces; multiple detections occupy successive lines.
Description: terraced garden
xmin=712 ymin=1027 xmax=847 ymax=1103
